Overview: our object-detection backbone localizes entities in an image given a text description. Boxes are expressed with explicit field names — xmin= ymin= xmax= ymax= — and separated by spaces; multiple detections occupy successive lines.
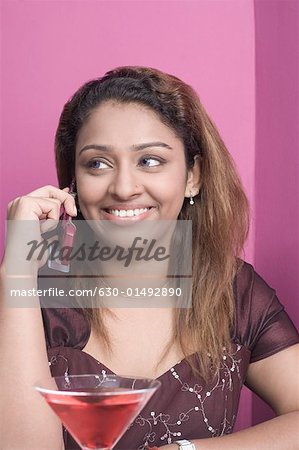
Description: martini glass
xmin=35 ymin=374 xmax=161 ymax=450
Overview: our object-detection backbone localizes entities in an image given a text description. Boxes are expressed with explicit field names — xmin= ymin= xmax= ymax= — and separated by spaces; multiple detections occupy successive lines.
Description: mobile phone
xmin=47 ymin=184 xmax=77 ymax=273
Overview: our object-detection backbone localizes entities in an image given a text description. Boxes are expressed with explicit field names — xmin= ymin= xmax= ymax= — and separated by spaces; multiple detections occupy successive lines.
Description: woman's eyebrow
xmin=133 ymin=142 xmax=173 ymax=151
xmin=78 ymin=141 xmax=173 ymax=155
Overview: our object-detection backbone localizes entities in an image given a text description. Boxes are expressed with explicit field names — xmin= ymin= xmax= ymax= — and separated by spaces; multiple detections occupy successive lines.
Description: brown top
xmin=42 ymin=262 xmax=299 ymax=450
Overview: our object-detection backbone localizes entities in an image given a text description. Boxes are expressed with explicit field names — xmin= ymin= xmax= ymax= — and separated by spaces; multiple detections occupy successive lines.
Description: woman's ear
xmin=185 ymin=156 xmax=201 ymax=198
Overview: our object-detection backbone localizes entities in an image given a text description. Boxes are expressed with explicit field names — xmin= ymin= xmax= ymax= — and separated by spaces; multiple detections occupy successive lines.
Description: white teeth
xmin=109 ymin=208 xmax=149 ymax=217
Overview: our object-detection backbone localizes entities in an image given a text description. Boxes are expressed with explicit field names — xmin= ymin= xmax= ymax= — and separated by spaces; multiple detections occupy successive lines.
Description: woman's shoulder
xmin=232 ymin=259 xmax=299 ymax=362
xmin=233 ymin=259 xmax=277 ymax=307
xmin=41 ymin=307 xmax=90 ymax=350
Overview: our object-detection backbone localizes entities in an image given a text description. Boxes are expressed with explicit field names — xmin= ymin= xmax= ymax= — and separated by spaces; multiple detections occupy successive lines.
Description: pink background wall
xmin=0 ymin=0 xmax=297 ymax=431
xmin=253 ymin=0 xmax=299 ymax=425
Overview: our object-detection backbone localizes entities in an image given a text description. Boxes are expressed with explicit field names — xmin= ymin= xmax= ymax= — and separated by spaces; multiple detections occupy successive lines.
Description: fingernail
xmin=73 ymin=205 xmax=77 ymax=216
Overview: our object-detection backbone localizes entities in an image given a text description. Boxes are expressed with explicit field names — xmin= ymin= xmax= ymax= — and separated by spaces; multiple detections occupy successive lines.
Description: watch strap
xmin=175 ymin=439 xmax=196 ymax=449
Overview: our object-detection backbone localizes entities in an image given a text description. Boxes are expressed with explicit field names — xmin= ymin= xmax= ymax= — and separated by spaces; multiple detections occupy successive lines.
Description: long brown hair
xmin=55 ymin=66 xmax=249 ymax=380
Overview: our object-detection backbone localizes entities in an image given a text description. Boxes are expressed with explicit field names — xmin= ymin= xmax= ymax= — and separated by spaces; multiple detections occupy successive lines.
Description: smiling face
xmin=75 ymin=101 xmax=200 ymax=222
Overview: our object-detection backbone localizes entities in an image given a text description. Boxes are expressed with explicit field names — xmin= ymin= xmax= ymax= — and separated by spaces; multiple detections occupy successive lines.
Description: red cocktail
xmin=35 ymin=374 xmax=161 ymax=450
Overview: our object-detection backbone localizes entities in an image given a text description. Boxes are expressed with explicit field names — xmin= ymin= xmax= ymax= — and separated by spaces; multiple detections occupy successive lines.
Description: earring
xmin=189 ymin=194 xmax=194 ymax=205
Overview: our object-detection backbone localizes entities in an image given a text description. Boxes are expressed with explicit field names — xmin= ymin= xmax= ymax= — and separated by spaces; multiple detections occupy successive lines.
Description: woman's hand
xmin=3 ymin=185 xmax=77 ymax=271
xmin=7 ymin=185 xmax=77 ymax=221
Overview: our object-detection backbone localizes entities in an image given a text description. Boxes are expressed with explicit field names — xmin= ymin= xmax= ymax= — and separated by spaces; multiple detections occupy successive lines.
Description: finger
xmin=11 ymin=197 xmax=61 ymax=221
xmin=27 ymin=185 xmax=77 ymax=217
xmin=38 ymin=198 xmax=62 ymax=221
xmin=26 ymin=185 xmax=66 ymax=197
xmin=40 ymin=218 xmax=59 ymax=235
xmin=36 ymin=198 xmax=62 ymax=221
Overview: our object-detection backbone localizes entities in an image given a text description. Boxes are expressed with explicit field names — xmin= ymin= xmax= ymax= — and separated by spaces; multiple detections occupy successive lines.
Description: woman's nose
xmin=108 ymin=165 xmax=143 ymax=199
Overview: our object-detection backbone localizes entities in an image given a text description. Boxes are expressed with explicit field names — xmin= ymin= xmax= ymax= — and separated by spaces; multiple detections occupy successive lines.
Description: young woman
xmin=1 ymin=66 xmax=298 ymax=450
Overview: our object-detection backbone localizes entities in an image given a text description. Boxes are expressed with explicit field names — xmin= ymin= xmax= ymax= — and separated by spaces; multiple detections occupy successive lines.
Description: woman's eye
xmin=139 ymin=157 xmax=162 ymax=168
xmin=87 ymin=159 xmax=111 ymax=170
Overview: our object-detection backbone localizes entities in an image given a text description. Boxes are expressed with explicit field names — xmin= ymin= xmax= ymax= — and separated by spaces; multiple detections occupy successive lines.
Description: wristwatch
xmin=175 ymin=440 xmax=196 ymax=449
